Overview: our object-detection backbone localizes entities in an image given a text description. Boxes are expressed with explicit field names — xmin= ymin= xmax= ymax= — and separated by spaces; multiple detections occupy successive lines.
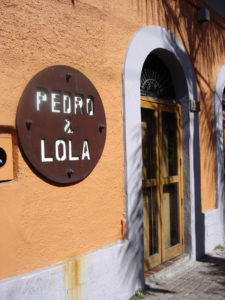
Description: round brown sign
xmin=16 ymin=65 xmax=106 ymax=185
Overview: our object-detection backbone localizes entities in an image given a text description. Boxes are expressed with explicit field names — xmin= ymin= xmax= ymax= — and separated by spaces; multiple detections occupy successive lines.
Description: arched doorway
xmin=140 ymin=53 xmax=184 ymax=269
xmin=122 ymin=27 xmax=200 ymax=281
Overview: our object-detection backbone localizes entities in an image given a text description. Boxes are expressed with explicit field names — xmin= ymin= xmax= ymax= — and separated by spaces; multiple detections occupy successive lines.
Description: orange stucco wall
xmin=0 ymin=0 xmax=224 ymax=280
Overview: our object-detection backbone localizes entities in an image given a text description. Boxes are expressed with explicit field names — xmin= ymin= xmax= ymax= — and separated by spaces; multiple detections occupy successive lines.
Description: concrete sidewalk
xmin=141 ymin=250 xmax=225 ymax=300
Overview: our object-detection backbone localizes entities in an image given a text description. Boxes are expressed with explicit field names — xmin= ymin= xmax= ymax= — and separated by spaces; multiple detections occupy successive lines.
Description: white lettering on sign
xmin=74 ymin=96 xmax=84 ymax=115
xmin=35 ymin=90 xmax=94 ymax=116
xmin=41 ymin=139 xmax=90 ymax=162
xmin=86 ymin=97 xmax=94 ymax=116
xmin=63 ymin=94 xmax=72 ymax=114
xmin=55 ymin=140 xmax=67 ymax=161
xmin=36 ymin=90 xmax=47 ymax=111
xmin=64 ymin=119 xmax=74 ymax=134
xmin=37 ymin=88 xmax=93 ymax=165
xmin=68 ymin=140 xmax=79 ymax=161
xmin=82 ymin=140 xmax=90 ymax=160
xmin=51 ymin=92 xmax=61 ymax=113
xmin=41 ymin=139 xmax=53 ymax=162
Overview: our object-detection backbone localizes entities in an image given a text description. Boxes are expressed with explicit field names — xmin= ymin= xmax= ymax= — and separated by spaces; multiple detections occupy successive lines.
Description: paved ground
xmin=142 ymin=250 xmax=225 ymax=300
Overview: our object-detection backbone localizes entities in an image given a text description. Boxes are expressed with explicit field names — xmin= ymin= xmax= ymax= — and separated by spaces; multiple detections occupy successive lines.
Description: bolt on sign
xmin=16 ymin=65 xmax=106 ymax=185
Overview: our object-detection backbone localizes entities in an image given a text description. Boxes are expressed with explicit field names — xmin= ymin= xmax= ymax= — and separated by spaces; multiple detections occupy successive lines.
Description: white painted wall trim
xmin=204 ymin=64 xmax=225 ymax=252
xmin=122 ymin=25 xmax=200 ymax=261
xmin=204 ymin=208 xmax=224 ymax=252
xmin=214 ymin=64 xmax=225 ymax=212
xmin=0 ymin=240 xmax=142 ymax=300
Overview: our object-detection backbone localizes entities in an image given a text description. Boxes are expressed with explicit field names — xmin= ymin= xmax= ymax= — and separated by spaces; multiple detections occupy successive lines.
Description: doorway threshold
xmin=144 ymin=254 xmax=190 ymax=285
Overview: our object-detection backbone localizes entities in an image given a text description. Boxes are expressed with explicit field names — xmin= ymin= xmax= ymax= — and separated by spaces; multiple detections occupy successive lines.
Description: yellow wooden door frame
xmin=141 ymin=97 xmax=184 ymax=270
xmin=141 ymin=100 xmax=161 ymax=269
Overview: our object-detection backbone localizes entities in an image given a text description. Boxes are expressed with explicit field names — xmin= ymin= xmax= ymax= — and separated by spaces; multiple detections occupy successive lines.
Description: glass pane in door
xmin=163 ymin=183 xmax=179 ymax=249
xmin=141 ymin=107 xmax=158 ymax=258
xmin=141 ymin=108 xmax=156 ymax=180
xmin=162 ymin=111 xmax=178 ymax=177
xmin=143 ymin=187 xmax=158 ymax=257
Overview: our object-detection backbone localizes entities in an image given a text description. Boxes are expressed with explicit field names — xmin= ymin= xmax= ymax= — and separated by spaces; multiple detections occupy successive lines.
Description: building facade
xmin=0 ymin=0 xmax=225 ymax=299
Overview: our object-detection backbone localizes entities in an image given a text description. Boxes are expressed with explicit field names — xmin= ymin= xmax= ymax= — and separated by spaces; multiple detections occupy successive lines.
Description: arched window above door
xmin=140 ymin=53 xmax=175 ymax=101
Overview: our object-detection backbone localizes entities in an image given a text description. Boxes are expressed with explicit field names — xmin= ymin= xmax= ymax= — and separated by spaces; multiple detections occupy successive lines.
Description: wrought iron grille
xmin=140 ymin=54 xmax=175 ymax=100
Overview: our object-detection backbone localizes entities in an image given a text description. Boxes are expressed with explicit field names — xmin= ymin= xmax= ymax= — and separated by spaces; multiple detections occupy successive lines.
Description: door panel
xmin=141 ymin=108 xmax=157 ymax=180
xmin=161 ymin=111 xmax=178 ymax=178
xmin=143 ymin=187 xmax=158 ymax=257
xmin=141 ymin=102 xmax=161 ymax=269
xmin=141 ymin=99 xmax=183 ymax=270
xmin=163 ymin=183 xmax=179 ymax=249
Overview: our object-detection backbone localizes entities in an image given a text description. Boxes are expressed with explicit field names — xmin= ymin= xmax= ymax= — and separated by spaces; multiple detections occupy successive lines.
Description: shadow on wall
xmin=156 ymin=0 xmax=206 ymax=259
xmin=158 ymin=0 xmax=225 ymax=258
xmin=120 ymin=0 xmax=225 ymax=291
xmin=130 ymin=0 xmax=225 ymax=258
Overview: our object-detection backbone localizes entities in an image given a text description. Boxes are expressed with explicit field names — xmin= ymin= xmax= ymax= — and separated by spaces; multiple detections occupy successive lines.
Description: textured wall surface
xmin=0 ymin=0 xmax=128 ymax=280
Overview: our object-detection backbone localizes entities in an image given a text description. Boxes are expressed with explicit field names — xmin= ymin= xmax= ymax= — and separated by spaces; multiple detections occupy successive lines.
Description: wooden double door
xmin=141 ymin=98 xmax=184 ymax=270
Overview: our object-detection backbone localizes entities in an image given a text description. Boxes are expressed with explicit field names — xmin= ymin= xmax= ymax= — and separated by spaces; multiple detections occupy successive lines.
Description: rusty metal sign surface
xmin=16 ymin=65 xmax=106 ymax=185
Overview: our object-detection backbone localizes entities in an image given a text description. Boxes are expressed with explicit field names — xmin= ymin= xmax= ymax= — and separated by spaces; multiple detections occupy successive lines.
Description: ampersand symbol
xmin=64 ymin=118 xmax=74 ymax=134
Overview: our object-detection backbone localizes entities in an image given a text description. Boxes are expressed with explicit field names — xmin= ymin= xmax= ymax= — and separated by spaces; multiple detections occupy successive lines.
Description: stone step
xmin=145 ymin=254 xmax=191 ymax=286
